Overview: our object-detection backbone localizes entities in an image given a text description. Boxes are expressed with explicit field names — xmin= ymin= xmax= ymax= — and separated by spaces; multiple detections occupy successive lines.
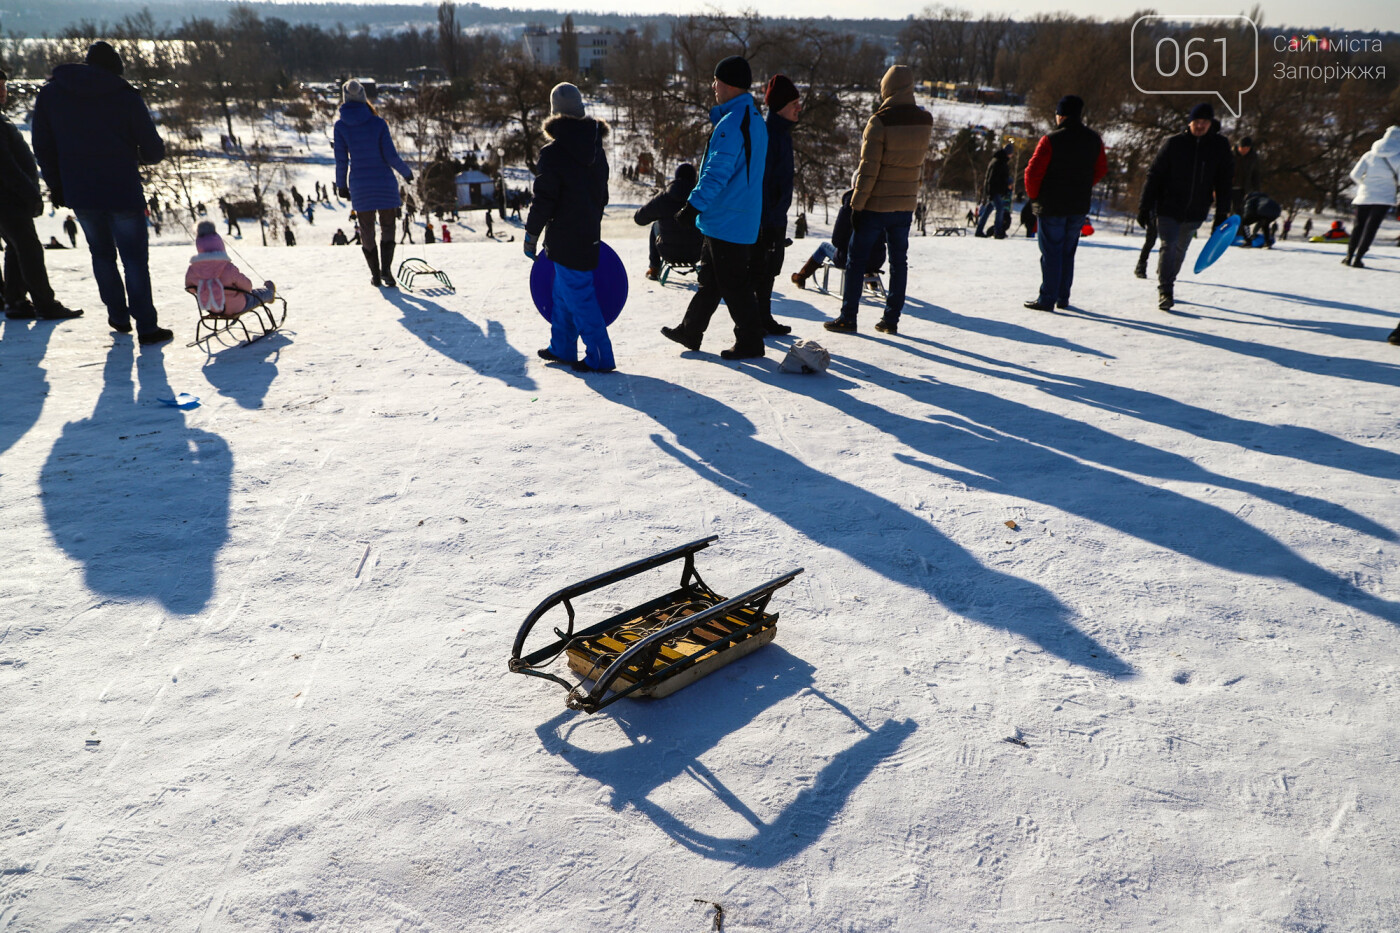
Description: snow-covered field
xmin=3 ymin=192 xmax=1399 ymax=929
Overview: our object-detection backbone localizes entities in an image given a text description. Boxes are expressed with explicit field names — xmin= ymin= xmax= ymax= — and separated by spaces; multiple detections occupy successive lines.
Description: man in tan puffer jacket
xmin=824 ymin=64 xmax=933 ymax=336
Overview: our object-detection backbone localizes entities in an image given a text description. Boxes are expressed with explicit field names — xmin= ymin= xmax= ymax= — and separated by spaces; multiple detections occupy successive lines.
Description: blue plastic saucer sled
xmin=529 ymin=242 xmax=628 ymax=326
xmin=1193 ymin=214 xmax=1241 ymax=274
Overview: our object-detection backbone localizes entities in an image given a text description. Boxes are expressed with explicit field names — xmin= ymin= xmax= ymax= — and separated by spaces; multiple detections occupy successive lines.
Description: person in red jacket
xmin=1022 ymin=95 xmax=1107 ymax=311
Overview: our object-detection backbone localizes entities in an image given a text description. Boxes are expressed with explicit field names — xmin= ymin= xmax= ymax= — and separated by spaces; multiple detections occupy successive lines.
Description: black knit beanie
xmin=86 ymin=41 xmax=125 ymax=76
xmin=714 ymin=56 xmax=752 ymax=90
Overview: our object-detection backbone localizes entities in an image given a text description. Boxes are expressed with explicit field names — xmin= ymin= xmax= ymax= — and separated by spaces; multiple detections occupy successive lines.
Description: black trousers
xmin=1346 ymin=204 xmax=1388 ymax=262
xmin=0 ymin=209 xmax=57 ymax=310
xmin=678 ymin=236 xmax=764 ymax=352
xmin=1136 ymin=216 xmax=1158 ymax=271
xmin=750 ymin=225 xmax=786 ymax=322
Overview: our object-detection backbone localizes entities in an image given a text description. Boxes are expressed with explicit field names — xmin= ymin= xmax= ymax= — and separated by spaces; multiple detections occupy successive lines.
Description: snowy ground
xmin=3 ymin=187 xmax=1399 ymax=929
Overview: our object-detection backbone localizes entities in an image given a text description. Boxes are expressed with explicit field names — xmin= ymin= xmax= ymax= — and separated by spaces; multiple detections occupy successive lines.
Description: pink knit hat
xmin=195 ymin=220 xmax=224 ymax=253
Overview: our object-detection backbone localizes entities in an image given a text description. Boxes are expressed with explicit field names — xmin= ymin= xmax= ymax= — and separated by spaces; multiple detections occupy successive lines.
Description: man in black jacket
xmin=1137 ymin=102 xmax=1233 ymax=310
xmin=525 ymin=82 xmax=614 ymax=373
xmin=32 ymin=42 xmax=168 ymax=342
xmin=0 ymin=68 xmax=82 ymax=322
xmin=752 ymin=74 xmax=800 ymax=336
xmin=1022 ymin=95 xmax=1107 ymax=311
xmin=1231 ymin=136 xmax=1261 ymax=216
xmin=975 ymin=146 xmax=1012 ymax=238
xmin=633 ymin=162 xmax=701 ymax=279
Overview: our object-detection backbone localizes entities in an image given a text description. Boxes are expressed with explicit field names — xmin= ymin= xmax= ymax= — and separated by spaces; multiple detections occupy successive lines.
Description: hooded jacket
xmin=1349 ymin=126 xmax=1400 ymax=206
xmin=688 ymin=92 xmax=767 ymax=245
xmin=633 ymin=167 xmax=702 ymax=263
xmin=185 ymin=250 xmax=257 ymax=316
xmin=850 ymin=66 xmax=933 ymax=213
xmin=761 ymin=110 xmax=796 ymax=231
xmin=526 ymin=115 xmax=609 ymax=271
xmin=983 ymin=149 xmax=1011 ymax=200
xmin=1139 ymin=127 xmax=1233 ymax=225
xmin=1024 ymin=116 xmax=1108 ymax=217
xmin=31 ymin=63 xmax=164 ymax=212
xmin=333 ymin=101 xmax=413 ymax=212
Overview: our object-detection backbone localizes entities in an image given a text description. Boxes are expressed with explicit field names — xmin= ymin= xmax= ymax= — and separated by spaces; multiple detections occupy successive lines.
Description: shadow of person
xmin=586 ymin=373 xmax=1132 ymax=676
xmin=201 ymin=332 xmax=290 ymax=410
xmin=761 ymin=353 xmax=1400 ymax=626
xmin=535 ymin=645 xmax=916 ymax=866
xmin=0 ymin=319 xmax=56 ymax=458
xmin=898 ymin=297 xmax=1112 ymax=359
xmin=382 ymin=285 xmax=537 ymax=391
xmin=41 ymin=340 xmax=230 ymax=614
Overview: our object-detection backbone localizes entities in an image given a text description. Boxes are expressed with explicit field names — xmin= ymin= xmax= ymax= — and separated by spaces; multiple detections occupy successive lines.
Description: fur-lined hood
xmin=542 ymin=114 xmax=609 ymax=161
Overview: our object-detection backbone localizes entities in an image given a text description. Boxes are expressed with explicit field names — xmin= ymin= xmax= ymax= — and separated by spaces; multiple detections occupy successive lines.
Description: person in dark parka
xmin=334 ymin=79 xmax=414 ymax=288
xmin=633 ymin=162 xmax=701 ymax=278
xmin=1137 ymin=102 xmax=1233 ymax=310
xmin=0 ymin=68 xmax=81 ymax=321
xmin=975 ymin=145 xmax=1013 ymax=238
xmin=525 ymin=82 xmax=614 ymax=373
xmin=1023 ymin=94 xmax=1107 ymax=311
xmin=751 ymin=73 xmax=800 ymax=336
xmin=32 ymin=42 xmax=166 ymax=340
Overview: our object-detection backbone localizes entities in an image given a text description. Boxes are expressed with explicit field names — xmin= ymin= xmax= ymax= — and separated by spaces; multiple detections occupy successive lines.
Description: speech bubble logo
xmin=1131 ymin=15 xmax=1259 ymax=119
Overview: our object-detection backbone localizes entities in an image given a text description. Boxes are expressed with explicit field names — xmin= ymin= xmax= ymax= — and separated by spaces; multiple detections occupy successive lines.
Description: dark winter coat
xmin=1234 ymin=148 xmax=1261 ymax=193
xmin=983 ymin=151 xmax=1011 ymax=200
xmin=0 ymin=116 xmax=43 ymax=216
xmin=1024 ymin=117 xmax=1107 ymax=217
xmin=832 ymin=193 xmax=886 ymax=272
xmin=333 ymin=101 xmax=413 ymax=212
xmin=761 ymin=110 xmax=795 ymax=231
xmin=31 ymin=63 xmax=164 ymax=212
xmin=526 ymin=115 xmax=609 ymax=271
xmin=633 ymin=176 xmax=702 ymax=263
xmin=1242 ymin=192 xmax=1282 ymax=225
xmin=1139 ymin=130 xmax=1234 ymax=225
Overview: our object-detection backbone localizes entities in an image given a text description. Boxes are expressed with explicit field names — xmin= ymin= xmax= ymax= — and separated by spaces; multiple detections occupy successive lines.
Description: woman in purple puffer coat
xmin=334 ymin=79 xmax=414 ymax=287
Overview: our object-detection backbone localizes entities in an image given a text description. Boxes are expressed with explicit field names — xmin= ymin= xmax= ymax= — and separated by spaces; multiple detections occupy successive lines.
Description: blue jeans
xmin=74 ymin=209 xmax=159 ymax=334
xmin=839 ymin=210 xmax=911 ymax=324
xmin=975 ymin=196 xmax=1009 ymax=237
xmin=1035 ymin=214 xmax=1086 ymax=306
xmin=549 ymin=264 xmax=614 ymax=371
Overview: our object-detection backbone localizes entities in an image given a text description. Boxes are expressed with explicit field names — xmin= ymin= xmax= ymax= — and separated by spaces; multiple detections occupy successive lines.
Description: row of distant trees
xmin=2 ymin=2 xmax=1397 ymax=218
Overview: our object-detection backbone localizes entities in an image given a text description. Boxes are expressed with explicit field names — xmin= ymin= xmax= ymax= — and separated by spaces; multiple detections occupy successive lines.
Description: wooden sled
xmin=186 ymin=287 xmax=287 ymax=349
xmin=396 ymin=257 xmax=455 ymax=292
xmin=509 ymin=536 xmax=802 ymax=713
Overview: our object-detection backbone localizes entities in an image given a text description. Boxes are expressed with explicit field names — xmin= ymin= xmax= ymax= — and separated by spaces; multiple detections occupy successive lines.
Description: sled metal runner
xmin=509 ymin=536 xmax=802 ymax=713
xmin=396 ymin=257 xmax=455 ymax=292
xmin=187 ymin=293 xmax=288 ymax=349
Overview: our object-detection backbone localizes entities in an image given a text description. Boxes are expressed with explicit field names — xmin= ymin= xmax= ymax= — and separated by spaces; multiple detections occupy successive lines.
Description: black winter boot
xmin=379 ymin=242 xmax=397 ymax=288
xmin=362 ymin=247 xmax=382 ymax=286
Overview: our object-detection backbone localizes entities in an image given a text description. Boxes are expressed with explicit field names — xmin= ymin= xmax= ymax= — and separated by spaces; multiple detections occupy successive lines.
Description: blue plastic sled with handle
xmin=1193 ymin=215 xmax=1241 ymax=274
xmin=529 ymin=242 xmax=628 ymax=327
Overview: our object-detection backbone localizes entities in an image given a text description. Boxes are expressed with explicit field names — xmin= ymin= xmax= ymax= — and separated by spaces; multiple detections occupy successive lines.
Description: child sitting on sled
xmin=185 ymin=221 xmax=277 ymax=316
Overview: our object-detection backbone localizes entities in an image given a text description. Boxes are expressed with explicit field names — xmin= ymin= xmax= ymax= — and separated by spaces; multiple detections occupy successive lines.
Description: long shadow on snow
xmin=1061 ymin=305 xmax=1400 ymax=389
xmin=772 ymin=349 xmax=1400 ymax=624
xmin=381 ymin=288 xmax=537 ymax=391
xmin=893 ymin=333 xmax=1400 ymax=519
xmin=0 ymin=319 xmax=56 ymax=459
xmin=200 ymin=332 xmax=291 ymax=409
xmin=536 ymin=645 xmax=916 ymax=866
xmin=41 ymin=340 xmax=230 ymax=614
xmin=589 ymin=372 xmax=1131 ymax=676
xmin=1209 ymin=282 xmax=1399 ymax=319
xmin=898 ymin=296 xmax=1113 ymax=359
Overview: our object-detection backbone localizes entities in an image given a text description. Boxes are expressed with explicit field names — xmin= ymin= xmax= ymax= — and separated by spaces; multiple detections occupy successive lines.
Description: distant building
xmin=455 ymin=170 xmax=496 ymax=209
xmin=521 ymin=24 xmax=619 ymax=75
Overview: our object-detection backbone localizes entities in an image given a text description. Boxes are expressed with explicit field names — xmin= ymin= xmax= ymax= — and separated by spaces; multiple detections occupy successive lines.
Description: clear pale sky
xmin=461 ymin=0 xmax=1399 ymax=32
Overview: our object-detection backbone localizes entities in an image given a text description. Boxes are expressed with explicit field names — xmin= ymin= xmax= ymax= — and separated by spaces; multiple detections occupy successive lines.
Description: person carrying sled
xmin=634 ymin=162 xmax=702 ymax=280
xmin=1343 ymin=125 xmax=1399 ymax=268
xmin=525 ymin=82 xmax=614 ymax=373
xmin=185 ymin=220 xmax=276 ymax=317
xmin=334 ymin=79 xmax=413 ymax=288
xmin=1137 ymin=102 xmax=1233 ymax=311
xmin=660 ymin=55 xmax=769 ymax=359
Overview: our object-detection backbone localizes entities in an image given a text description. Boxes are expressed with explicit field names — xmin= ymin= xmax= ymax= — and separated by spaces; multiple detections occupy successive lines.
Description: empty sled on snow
xmin=509 ymin=536 xmax=802 ymax=714
xmin=395 ymin=257 xmax=455 ymax=292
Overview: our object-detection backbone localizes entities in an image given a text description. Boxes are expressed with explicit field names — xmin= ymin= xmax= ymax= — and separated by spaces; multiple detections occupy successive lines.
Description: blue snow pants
xmin=549 ymin=263 xmax=614 ymax=371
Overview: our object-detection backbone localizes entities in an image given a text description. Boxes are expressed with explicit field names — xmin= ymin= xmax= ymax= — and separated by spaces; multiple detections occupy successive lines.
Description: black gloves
xmin=1137 ymin=207 xmax=1152 ymax=228
xmin=674 ymin=202 xmax=699 ymax=226
xmin=336 ymin=186 xmax=350 ymax=200
xmin=850 ymin=210 xmax=865 ymax=232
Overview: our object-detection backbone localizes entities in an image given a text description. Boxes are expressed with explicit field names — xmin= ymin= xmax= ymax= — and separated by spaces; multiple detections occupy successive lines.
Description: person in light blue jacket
xmin=334 ymin=80 xmax=413 ymax=288
xmin=660 ymin=55 xmax=769 ymax=361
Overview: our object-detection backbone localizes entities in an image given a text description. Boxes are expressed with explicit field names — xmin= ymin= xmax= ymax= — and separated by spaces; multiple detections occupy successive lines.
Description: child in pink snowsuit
xmin=185 ymin=221 xmax=276 ymax=315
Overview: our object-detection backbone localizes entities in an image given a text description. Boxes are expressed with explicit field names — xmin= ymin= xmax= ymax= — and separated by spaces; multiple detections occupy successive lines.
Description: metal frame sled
xmin=186 ymin=288 xmax=287 ymax=349
xmin=509 ymin=536 xmax=803 ymax=713
xmin=396 ymin=257 xmax=455 ymax=292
